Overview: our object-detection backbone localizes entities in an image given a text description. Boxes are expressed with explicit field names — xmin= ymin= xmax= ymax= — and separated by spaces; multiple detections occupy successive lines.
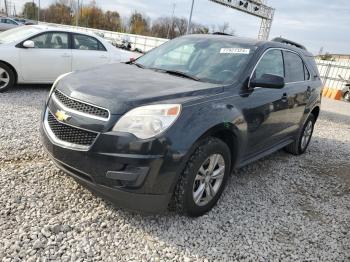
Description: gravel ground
xmin=0 ymin=86 xmax=349 ymax=261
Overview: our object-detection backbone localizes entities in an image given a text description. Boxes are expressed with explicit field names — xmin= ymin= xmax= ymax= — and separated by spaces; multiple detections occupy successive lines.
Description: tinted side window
xmin=30 ymin=32 xmax=69 ymax=49
xmin=73 ymin=34 xmax=106 ymax=51
xmin=254 ymin=49 xmax=284 ymax=79
xmin=284 ymin=51 xmax=305 ymax=82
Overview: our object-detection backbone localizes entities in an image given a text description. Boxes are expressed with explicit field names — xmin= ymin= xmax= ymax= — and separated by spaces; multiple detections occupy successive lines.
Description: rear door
xmin=282 ymin=50 xmax=311 ymax=133
xmin=19 ymin=31 xmax=72 ymax=82
xmin=71 ymin=33 xmax=111 ymax=71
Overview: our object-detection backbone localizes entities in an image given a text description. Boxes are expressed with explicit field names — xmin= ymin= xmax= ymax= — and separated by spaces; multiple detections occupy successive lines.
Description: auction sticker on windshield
xmin=220 ymin=48 xmax=250 ymax=54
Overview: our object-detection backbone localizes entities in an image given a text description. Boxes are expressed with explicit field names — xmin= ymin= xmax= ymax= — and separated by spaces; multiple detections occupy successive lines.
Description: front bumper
xmin=49 ymin=153 xmax=172 ymax=213
xmin=41 ymin=117 xmax=180 ymax=213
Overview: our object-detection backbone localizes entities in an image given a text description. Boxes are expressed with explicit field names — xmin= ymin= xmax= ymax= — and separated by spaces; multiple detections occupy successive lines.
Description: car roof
xmin=184 ymin=34 xmax=260 ymax=46
xmin=0 ymin=16 xmax=16 ymax=20
xmin=183 ymin=34 xmax=313 ymax=57
xmin=27 ymin=25 xmax=103 ymax=39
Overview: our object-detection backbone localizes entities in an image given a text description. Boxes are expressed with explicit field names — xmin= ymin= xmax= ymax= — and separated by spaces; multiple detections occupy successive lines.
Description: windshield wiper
xmin=126 ymin=60 xmax=145 ymax=69
xmin=133 ymin=62 xmax=145 ymax=69
xmin=152 ymin=69 xmax=200 ymax=81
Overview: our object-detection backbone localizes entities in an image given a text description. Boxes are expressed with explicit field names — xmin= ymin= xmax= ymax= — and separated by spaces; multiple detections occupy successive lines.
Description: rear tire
xmin=0 ymin=62 xmax=15 ymax=93
xmin=285 ymin=114 xmax=315 ymax=155
xmin=172 ymin=137 xmax=231 ymax=217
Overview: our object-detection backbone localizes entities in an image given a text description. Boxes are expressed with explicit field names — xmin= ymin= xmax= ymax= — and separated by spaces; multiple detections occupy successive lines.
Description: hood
xmin=56 ymin=63 xmax=223 ymax=114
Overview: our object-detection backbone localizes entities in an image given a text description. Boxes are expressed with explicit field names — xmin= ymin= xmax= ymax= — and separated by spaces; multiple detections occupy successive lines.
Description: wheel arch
xmin=187 ymin=123 xmax=242 ymax=172
xmin=311 ymin=106 xmax=320 ymax=121
xmin=0 ymin=60 xmax=18 ymax=84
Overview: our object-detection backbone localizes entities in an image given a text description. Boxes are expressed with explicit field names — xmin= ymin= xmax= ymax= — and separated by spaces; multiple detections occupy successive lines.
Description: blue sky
xmin=8 ymin=0 xmax=350 ymax=54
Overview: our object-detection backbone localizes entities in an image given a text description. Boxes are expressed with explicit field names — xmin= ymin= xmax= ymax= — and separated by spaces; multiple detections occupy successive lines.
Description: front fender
xmin=173 ymin=100 xmax=245 ymax=149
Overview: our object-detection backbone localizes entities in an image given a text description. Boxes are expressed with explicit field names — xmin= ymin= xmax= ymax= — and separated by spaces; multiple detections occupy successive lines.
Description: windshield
xmin=0 ymin=26 xmax=41 ymax=44
xmin=136 ymin=36 xmax=256 ymax=84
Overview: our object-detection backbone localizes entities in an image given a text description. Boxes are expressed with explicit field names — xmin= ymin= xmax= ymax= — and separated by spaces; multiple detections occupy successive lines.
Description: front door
xmin=241 ymin=49 xmax=290 ymax=156
xmin=19 ymin=32 xmax=71 ymax=82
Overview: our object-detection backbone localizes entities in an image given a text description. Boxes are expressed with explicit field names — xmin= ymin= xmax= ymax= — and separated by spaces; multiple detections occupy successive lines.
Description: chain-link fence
xmin=316 ymin=58 xmax=350 ymax=90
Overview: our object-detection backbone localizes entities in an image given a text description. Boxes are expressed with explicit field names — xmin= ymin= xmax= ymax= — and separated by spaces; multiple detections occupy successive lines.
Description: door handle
xmin=62 ymin=53 xmax=71 ymax=58
xmin=100 ymin=55 xmax=108 ymax=59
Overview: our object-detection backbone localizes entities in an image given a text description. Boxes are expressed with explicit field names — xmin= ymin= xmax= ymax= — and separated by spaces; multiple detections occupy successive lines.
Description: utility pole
xmin=167 ymin=2 xmax=176 ymax=39
xmin=4 ymin=0 xmax=8 ymax=16
xmin=186 ymin=0 xmax=194 ymax=34
xmin=37 ymin=0 xmax=40 ymax=22
xmin=76 ymin=0 xmax=80 ymax=26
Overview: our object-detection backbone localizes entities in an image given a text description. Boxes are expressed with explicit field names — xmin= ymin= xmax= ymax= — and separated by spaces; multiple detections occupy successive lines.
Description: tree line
xmin=22 ymin=0 xmax=234 ymax=39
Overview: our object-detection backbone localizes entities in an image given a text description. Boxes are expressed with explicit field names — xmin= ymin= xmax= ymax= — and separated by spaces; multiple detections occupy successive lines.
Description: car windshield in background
xmin=0 ymin=26 xmax=41 ymax=44
xmin=136 ymin=36 xmax=256 ymax=84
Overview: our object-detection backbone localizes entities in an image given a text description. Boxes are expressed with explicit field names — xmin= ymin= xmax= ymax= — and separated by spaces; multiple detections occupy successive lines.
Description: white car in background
xmin=0 ymin=25 xmax=137 ymax=92
xmin=0 ymin=16 xmax=21 ymax=31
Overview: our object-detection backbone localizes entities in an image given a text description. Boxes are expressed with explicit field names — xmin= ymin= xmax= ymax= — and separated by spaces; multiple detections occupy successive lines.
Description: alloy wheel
xmin=301 ymin=120 xmax=313 ymax=150
xmin=0 ymin=68 xmax=10 ymax=89
xmin=192 ymin=154 xmax=225 ymax=206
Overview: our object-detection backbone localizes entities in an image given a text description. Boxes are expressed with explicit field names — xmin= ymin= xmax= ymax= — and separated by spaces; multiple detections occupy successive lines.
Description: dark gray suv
xmin=41 ymin=35 xmax=322 ymax=216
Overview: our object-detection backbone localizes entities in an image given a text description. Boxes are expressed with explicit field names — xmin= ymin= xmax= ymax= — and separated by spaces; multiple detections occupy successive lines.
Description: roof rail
xmin=271 ymin=37 xmax=307 ymax=50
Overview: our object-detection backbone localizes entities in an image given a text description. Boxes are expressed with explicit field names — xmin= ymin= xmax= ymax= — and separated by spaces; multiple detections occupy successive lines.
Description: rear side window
xmin=284 ymin=51 xmax=305 ymax=82
xmin=254 ymin=49 xmax=284 ymax=79
xmin=72 ymin=34 xmax=106 ymax=51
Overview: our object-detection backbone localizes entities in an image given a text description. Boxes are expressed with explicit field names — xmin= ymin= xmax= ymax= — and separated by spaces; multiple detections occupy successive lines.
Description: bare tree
xmin=217 ymin=22 xmax=229 ymax=33
xmin=21 ymin=1 xmax=232 ymax=38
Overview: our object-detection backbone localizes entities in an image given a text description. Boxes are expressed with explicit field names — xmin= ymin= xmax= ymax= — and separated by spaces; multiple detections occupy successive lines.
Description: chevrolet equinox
xmin=41 ymin=35 xmax=322 ymax=217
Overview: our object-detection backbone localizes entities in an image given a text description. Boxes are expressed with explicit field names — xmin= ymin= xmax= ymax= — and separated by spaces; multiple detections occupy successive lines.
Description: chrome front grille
xmin=54 ymin=90 xmax=109 ymax=119
xmin=47 ymin=111 xmax=98 ymax=147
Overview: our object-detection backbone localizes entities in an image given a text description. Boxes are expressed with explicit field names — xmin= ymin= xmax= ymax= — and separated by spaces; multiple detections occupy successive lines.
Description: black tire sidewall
xmin=297 ymin=114 xmax=315 ymax=154
xmin=0 ymin=63 xmax=15 ymax=92
xmin=182 ymin=139 xmax=231 ymax=216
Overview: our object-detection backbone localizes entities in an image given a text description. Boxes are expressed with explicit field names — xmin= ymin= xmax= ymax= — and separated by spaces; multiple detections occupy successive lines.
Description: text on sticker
xmin=220 ymin=48 xmax=250 ymax=54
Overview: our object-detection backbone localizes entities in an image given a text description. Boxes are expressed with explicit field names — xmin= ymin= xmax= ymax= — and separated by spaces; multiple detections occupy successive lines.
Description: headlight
xmin=112 ymin=104 xmax=181 ymax=139
xmin=46 ymin=72 xmax=72 ymax=104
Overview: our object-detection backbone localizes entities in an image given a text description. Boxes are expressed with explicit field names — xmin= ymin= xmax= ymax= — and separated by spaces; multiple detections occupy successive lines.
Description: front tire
xmin=285 ymin=114 xmax=315 ymax=155
xmin=0 ymin=62 xmax=15 ymax=93
xmin=173 ymin=137 xmax=231 ymax=217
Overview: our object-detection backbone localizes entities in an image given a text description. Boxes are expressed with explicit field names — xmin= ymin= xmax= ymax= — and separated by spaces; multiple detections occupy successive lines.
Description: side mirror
xmin=250 ymin=74 xmax=285 ymax=89
xmin=22 ymin=40 xmax=35 ymax=48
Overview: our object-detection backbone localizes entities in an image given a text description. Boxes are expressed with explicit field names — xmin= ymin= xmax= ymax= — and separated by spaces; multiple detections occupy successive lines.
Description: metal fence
xmin=39 ymin=22 xmax=169 ymax=53
xmin=316 ymin=59 xmax=350 ymax=90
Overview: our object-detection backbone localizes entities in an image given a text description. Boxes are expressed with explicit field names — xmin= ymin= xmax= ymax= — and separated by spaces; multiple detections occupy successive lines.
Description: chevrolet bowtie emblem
xmin=55 ymin=110 xmax=71 ymax=122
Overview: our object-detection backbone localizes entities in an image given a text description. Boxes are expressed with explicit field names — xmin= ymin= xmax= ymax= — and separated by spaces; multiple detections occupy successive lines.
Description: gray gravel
xmin=0 ymin=86 xmax=349 ymax=261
